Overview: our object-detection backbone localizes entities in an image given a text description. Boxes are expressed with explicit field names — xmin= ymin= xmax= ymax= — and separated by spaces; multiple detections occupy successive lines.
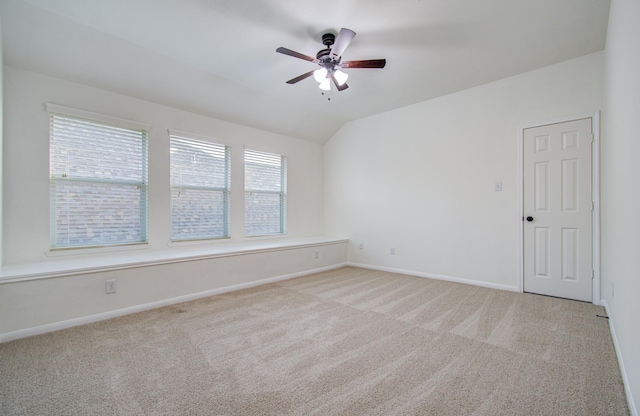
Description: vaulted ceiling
xmin=0 ymin=0 xmax=610 ymax=143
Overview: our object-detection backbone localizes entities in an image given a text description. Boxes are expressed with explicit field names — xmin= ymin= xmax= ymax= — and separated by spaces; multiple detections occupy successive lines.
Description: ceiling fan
xmin=276 ymin=28 xmax=386 ymax=92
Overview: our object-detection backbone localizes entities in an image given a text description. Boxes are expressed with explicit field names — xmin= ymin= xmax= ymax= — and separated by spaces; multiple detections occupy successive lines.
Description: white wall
xmin=3 ymin=66 xmax=324 ymax=265
xmin=0 ymin=66 xmax=348 ymax=338
xmin=0 ymin=241 xmax=347 ymax=338
xmin=325 ymin=52 xmax=604 ymax=290
xmin=602 ymin=0 xmax=640 ymax=412
xmin=0 ymin=13 xmax=4 ymax=267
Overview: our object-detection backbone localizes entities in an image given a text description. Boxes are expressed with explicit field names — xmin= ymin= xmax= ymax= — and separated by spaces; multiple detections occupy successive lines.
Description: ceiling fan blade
xmin=330 ymin=28 xmax=356 ymax=60
xmin=286 ymin=70 xmax=315 ymax=84
xmin=341 ymin=59 xmax=386 ymax=69
xmin=329 ymin=71 xmax=349 ymax=91
xmin=276 ymin=47 xmax=318 ymax=63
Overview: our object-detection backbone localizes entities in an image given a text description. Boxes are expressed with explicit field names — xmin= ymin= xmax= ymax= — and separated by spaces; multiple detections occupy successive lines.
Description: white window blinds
xmin=244 ymin=149 xmax=287 ymax=236
xmin=49 ymin=112 xmax=148 ymax=249
xmin=170 ymin=135 xmax=231 ymax=241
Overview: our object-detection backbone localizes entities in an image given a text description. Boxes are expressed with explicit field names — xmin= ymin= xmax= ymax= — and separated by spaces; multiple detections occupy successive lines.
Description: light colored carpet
xmin=0 ymin=266 xmax=629 ymax=415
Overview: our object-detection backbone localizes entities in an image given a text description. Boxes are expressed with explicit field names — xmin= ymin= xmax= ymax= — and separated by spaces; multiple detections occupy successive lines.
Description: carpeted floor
xmin=0 ymin=266 xmax=629 ymax=415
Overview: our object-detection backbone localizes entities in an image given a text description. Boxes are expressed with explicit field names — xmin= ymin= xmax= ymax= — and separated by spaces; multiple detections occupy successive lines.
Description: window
xmin=170 ymin=134 xmax=231 ymax=241
xmin=244 ymin=149 xmax=287 ymax=236
xmin=49 ymin=107 xmax=148 ymax=249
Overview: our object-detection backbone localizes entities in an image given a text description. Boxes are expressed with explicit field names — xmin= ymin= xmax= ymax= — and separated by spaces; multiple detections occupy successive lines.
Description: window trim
xmin=47 ymin=104 xmax=150 ymax=250
xmin=244 ymin=147 xmax=288 ymax=237
xmin=169 ymin=132 xmax=232 ymax=242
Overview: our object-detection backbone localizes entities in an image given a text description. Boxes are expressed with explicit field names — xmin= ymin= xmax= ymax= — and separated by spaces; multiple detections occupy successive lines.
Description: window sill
xmin=47 ymin=242 xmax=149 ymax=257
xmin=167 ymin=237 xmax=231 ymax=247
xmin=0 ymin=237 xmax=348 ymax=284
xmin=244 ymin=233 xmax=287 ymax=240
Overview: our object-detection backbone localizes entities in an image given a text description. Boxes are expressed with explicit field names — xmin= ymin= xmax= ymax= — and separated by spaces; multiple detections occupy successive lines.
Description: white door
xmin=523 ymin=118 xmax=593 ymax=302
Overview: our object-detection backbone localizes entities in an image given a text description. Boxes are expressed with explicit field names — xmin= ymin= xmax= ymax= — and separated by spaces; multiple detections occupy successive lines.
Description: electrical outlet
xmin=359 ymin=243 xmax=364 ymax=250
xmin=390 ymin=248 xmax=396 ymax=255
xmin=314 ymin=251 xmax=319 ymax=259
xmin=105 ymin=280 xmax=117 ymax=294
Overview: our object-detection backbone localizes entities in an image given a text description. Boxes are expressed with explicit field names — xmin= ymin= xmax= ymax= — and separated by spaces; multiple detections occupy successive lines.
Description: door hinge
xmin=592 ymin=270 xmax=595 ymax=280
xmin=592 ymin=201 xmax=595 ymax=211
xmin=589 ymin=133 xmax=594 ymax=143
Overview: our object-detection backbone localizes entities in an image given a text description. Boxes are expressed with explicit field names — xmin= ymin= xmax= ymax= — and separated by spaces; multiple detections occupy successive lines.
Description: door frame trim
xmin=517 ymin=112 xmax=600 ymax=304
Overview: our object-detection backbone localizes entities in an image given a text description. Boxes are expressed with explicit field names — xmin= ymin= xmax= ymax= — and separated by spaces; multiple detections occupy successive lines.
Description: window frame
xmin=47 ymin=103 xmax=150 ymax=250
xmin=244 ymin=148 xmax=288 ymax=237
xmin=169 ymin=131 xmax=231 ymax=242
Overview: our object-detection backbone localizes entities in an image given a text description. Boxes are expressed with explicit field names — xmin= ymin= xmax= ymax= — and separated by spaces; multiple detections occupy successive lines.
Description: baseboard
xmin=601 ymin=300 xmax=638 ymax=416
xmin=0 ymin=262 xmax=347 ymax=344
xmin=348 ymin=262 xmax=520 ymax=293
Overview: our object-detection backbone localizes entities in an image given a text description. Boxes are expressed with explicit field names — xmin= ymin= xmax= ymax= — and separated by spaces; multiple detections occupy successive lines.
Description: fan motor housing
xmin=316 ymin=48 xmax=331 ymax=61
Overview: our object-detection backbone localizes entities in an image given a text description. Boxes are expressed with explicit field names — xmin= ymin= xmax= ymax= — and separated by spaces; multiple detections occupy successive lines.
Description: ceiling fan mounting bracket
xmin=321 ymin=33 xmax=336 ymax=47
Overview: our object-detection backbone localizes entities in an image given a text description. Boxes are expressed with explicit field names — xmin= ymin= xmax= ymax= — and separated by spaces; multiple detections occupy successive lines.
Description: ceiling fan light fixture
xmin=276 ymin=28 xmax=386 ymax=92
xmin=333 ymin=69 xmax=349 ymax=86
xmin=318 ymin=78 xmax=331 ymax=91
xmin=313 ymin=68 xmax=328 ymax=83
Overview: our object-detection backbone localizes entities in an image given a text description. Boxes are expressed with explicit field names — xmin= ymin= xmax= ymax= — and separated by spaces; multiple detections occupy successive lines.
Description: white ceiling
xmin=0 ymin=0 xmax=610 ymax=143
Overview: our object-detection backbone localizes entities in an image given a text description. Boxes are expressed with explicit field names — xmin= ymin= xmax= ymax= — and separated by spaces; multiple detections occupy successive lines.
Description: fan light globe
xmin=313 ymin=68 xmax=328 ymax=83
xmin=319 ymin=78 xmax=331 ymax=91
xmin=334 ymin=69 xmax=349 ymax=86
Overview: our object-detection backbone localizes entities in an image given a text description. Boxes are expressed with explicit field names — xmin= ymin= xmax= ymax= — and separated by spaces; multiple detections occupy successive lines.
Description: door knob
xmin=526 ymin=216 xmax=534 ymax=222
